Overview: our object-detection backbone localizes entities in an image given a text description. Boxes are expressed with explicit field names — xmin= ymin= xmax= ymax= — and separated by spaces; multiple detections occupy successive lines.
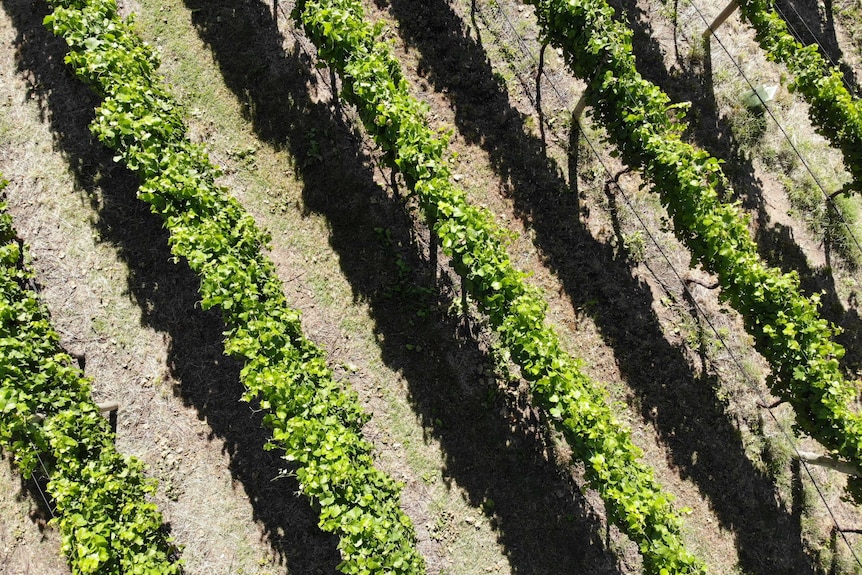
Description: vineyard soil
xmin=1 ymin=0 xmax=861 ymax=573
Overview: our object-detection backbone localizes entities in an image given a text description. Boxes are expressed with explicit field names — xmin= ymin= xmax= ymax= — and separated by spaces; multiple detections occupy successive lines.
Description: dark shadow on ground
xmin=0 ymin=455 xmax=70 ymax=573
xmin=381 ymin=0 xmax=821 ymax=571
xmin=610 ymin=0 xmax=862 ymax=374
xmin=3 ymin=457 xmax=61 ymax=530
xmin=177 ymin=1 xmax=627 ymax=573
xmin=772 ymin=0 xmax=860 ymax=96
xmin=174 ymin=1 xmax=626 ymax=573
xmin=1 ymin=0 xmax=342 ymax=572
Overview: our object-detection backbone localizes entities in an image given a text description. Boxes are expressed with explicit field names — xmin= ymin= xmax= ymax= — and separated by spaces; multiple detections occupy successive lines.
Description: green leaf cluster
xmin=0 ymin=176 xmax=181 ymax=574
xmin=43 ymin=2 xmax=425 ymax=573
xmin=737 ymin=0 xmax=862 ymax=195
xmin=293 ymin=0 xmax=706 ymax=572
xmin=527 ymin=0 xmax=862 ymax=502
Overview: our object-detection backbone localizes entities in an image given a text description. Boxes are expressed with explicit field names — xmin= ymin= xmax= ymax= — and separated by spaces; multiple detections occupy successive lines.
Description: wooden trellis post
xmin=97 ymin=401 xmax=120 ymax=435
xmin=34 ymin=401 xmax=118 ymax=434
xmin=702 ymin=0 xmax=739 ymax=39
xmin=573 ymin=93 xmax=588 ymax=121
xmin=797 ymin=450 xmax=860 ymax=476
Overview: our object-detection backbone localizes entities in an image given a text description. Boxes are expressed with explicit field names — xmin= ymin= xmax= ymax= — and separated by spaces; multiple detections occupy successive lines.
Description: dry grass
xmin=3 ymin=0 xmax=862 ymax=573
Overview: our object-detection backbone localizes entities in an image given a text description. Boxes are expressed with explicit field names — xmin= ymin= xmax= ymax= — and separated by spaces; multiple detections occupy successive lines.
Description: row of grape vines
xmin=734 ymin=0 xmax=862 ymax=195
xmin=293 ymin=0 xmax=707 ymax=572
xmin=0 ymin=176 xmax=181 ymax=574
xmin=18 ymin=0 xmax=861 ymax=571
xmin=42 ymin=0 xmax=427 ymax=573
xmin=526 ymin=0 xmax=862 ymax=500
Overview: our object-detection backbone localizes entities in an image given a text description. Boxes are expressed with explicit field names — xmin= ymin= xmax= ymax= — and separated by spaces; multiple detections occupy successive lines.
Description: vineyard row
xmin=528 ymin=0 xmax=862 ymax=501
xmin=294 ymin=0 xmax=707 ymax=572
xmin=44 ymin=0 xmax=427 ymax=572
xmin=736 ymin=0 xmax=862 ymax=195
xmin=0 ymin=175 xmax=182 ymax=574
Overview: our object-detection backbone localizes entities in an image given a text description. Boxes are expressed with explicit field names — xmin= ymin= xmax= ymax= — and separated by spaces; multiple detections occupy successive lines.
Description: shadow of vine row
xmin=0 ymin=0 xmax=342 ymax=572
xmin=178 ymin=0 xmax=628 ymax=572
xmin=379 ymin=0 xmax=820 ymax=571
xmin=610 ymin=0 xmax=861 ymax=375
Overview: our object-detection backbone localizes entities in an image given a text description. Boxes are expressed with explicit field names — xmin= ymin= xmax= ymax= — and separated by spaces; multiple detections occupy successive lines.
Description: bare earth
xmin=1 ymin=0 xmax=861 ymax=573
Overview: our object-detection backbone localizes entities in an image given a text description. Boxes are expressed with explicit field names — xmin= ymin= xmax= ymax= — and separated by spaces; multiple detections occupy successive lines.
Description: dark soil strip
xmin=610 ymin=0 xmax=862 ymax=375
xmin=136 ymin=0 xmax=625 ymax=571
xmin=772 ymin=0 xmax=860 ymax=95
xmin=379 ymin=0 xmax=823 ymax=571
xmin=0 ymin=0 xmax=344 ymax=572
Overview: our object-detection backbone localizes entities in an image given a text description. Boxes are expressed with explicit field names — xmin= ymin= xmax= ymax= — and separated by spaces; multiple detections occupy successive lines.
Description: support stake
xmin=97 ymin=401 xmax=119 ymax=435
xmin=96 ymin=401 xmax=119 ymax=413
xmin=797 ymin=450 xmax=860 ymax=477
xmin=702 ymin=0 xmax=739 ymax=39
xmin=573 ymin=92 xmax=588 ymax=120
xmin=461 ymin=275 xmax=470 ymax=335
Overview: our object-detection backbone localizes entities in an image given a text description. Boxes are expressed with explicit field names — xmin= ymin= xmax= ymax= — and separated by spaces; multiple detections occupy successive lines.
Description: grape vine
xmin=0 ymin=175 xmax=182 ymax=575
xmin=526 ymin=0 xmax=862 ymax=501
xmin=43 ymin=2 xmax=426 ymax=573
xmin=736 ymin=0 xmax=862 ymax=195
xmin=293 ymin=0 xmax=707 ymax=571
